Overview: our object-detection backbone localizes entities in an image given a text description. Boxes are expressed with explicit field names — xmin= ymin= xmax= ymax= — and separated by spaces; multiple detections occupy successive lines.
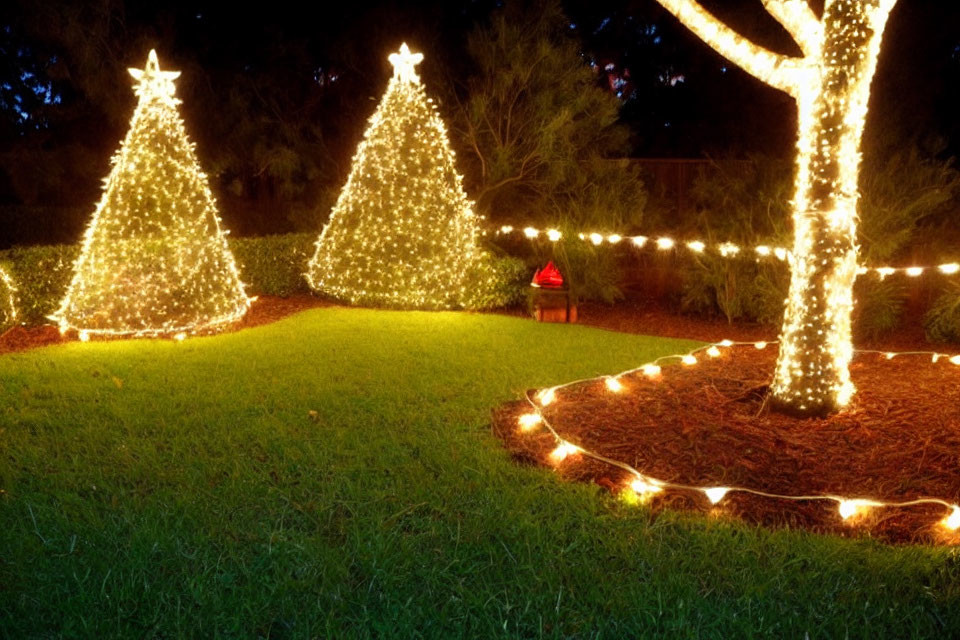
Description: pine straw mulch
xmin=493 ymin=345 xmax=960 ymax=545
xmin=0 ymin=295 xmax=331 ymax=354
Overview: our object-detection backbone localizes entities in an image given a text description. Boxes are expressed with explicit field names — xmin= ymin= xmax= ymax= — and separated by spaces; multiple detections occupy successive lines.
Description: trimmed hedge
xmin=0 ymin=233 xmax=528 ymax=326
xmin=0 ymin=233 xmax=316 ymax=325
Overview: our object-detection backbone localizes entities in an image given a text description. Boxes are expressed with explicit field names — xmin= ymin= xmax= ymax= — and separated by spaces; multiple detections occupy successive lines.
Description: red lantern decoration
xmin=532 ymin=261 xmax=564 ymax=288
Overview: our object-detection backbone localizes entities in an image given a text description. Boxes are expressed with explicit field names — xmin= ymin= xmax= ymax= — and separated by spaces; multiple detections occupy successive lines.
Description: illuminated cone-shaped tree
xmin=654 ymin=0 xmax=899 ymax=416
xmin=0 ymin=266 xmax=17 ymax=330
xmin=305 ymin=44 xmax=492 ymax=309
xmin=53 ymin=50 xmax=250 ymax=337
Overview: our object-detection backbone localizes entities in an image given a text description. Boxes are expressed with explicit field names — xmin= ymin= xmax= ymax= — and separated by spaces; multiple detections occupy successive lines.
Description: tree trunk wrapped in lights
xmin=653 ymin=0 xmax=899 ymax=416
xmin=305 ymin=44 xmax=496 ymax=310
xmin=52 ymin=50 xmax=251 ymax=337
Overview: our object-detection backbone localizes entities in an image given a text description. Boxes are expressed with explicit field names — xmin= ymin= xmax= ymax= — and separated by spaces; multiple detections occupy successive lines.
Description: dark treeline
xmin=1 ymin=0 xmax=958 ymax=249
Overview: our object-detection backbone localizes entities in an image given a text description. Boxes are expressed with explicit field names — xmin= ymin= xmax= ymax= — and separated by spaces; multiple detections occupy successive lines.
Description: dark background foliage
xmin=1 ymin=0 xmax=959 ymax=333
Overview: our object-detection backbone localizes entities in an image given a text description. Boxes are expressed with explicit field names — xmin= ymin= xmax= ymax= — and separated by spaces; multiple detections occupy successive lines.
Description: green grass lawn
xmin=2 ymin=307 xmax=959 ymax=638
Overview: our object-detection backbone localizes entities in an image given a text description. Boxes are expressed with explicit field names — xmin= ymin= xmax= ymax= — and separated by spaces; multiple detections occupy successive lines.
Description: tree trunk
xmin=770 ymin=0 xmax=897 ymax=416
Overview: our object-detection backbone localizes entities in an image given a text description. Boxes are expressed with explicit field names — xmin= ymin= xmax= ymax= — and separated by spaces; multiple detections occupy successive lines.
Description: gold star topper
xmin=388 ymin=43 xmax=424 ymax=84
xmin=128 ymin=49 xmax=181 ymax=100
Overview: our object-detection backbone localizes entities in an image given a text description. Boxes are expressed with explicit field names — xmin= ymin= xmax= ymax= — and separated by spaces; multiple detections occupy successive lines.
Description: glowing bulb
xmin=681 ymin=354 xmax=697 ymax=366
xmin=755 ymin=245 xmax=771 ymax=256
xmin=173 ymin=332 xmax=186 ymax=342
xmin=607 ymin=234 xmax=622 ymax=244
xmin=876 ymin=267 xmax=895 ymax=279
xmin=687 ymin=240 xmax=705 ymax=252
xmin=773 ymin=248 xmax=787 ymax=261
xmin=518 ymin=413 xmax=542 ymax=431
xmin=523 ymin=227 xmax=539 ymax=239
xmin=546 ymin=229 xmax=562 ymax=242
xmin=885 ymin=352 xmax=895 ymax=360
xmin=538 ymin=388 xmax=556 ymax=406
xmin=549 ymin=441 xmax=581 ymax=463
xmin=631 ymin=236 xmax=648 ymax=247
xmin=704 ymin=487 xmax=730 ymax=504
xmin=905 ymin=267 xmax=923 ymax=277
xmin=499 ymin=225 xmax=513 ymax=233
xmin=630 ymin=477 xmax=663 ymax=498
xmin=950 ymin=355 xmax=960 ymax=366
xmin=939 ymin=263 xmax=960 ymax=275
xmin=589 ymin=233 xmax=603 ymax=246
xmin=605 ymin=377 xmax=624 ymax=393
xmin=706 ymin=346 xmax=721 ymax=358
xmin=754 ymin=341 xmax=768 ymax=350
xmin=838 ymin=499 xmax=877 ymax=520
xmin=942 ymin=506 xmax=960 ymax=531
xmin=656 ymin=237 xmax=675 ymax=250
xmin=78 ymin=330 xmax=90 ymax=343
xmin=838 ymin=500 xmax=858 ymax=520
xmin=718 ymin=242 xmax=740 ymax=257
xmin=719 ymin=339 xmax=733 ymax=347
xmin=641 ymin=364 xmax=661 ymax=378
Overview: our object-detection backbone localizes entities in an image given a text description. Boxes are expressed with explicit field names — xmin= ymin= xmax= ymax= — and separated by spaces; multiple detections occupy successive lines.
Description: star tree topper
xmin=388 ymin=43 xmax=424 ymax=84
xmin=128 ymin=49 xmax=181 ymax=102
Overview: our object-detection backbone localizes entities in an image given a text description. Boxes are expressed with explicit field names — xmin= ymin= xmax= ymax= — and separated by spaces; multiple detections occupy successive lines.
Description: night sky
xmin=1 ymin=0 xmax=958 ymax=245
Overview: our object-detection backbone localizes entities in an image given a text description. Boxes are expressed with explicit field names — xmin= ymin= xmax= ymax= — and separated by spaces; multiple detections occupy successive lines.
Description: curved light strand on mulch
xmin=516 ymin=340 xmax=960 ymax=535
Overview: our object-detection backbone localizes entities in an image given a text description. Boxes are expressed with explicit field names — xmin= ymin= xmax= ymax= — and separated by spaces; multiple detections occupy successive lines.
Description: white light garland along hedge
xmin=495 ymin=225 xmax=960 ymax=281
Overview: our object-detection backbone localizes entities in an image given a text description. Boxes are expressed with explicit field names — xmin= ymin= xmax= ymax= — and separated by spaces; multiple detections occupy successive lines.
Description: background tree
xmin=449 ymin=0 xmax=646 ymax=300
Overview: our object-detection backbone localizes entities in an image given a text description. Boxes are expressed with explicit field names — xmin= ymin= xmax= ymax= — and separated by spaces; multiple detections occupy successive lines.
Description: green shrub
xmin=924 ymin=281 xmax=960 ymax=343
xmin=852 ymin=276 xmax=907 ymax=341
xmin=229 ymin=233 xmax=315 ymax=297
xmin=679 ymin=155 xmax=792 ymax=324
xmin=0 ymin=243 xmax=78 ymax=325
xmin=463 ymin=253 xmax=530 ymax=309
xmin=681 ymin=255 xmax=788 ymax=325
xmin=0 ymin=233 xmax=528 ymax=326
xmin=0 ymin=233 xmax=317 ymax=326
xmin=679 ymin=150 xmax=960 ymax=334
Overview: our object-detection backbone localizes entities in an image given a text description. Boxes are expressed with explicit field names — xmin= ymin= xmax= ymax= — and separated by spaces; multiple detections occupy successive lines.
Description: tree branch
xmin=653 ymin=0 xmax=807 ymax=96
xmin=761 ymin=0 xmax=821 ymax=56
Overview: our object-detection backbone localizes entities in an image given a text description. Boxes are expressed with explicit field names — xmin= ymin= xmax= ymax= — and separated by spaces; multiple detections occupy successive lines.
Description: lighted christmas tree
xmin=53 ymin=50 xmax=251 ymax=337
xmin=305 ymin=43 xmax=495 ymax=309
xmin=0 ymin=266 xmax=17 ymax=330
xmin=653 ymin=0 xmax=899 ymax=415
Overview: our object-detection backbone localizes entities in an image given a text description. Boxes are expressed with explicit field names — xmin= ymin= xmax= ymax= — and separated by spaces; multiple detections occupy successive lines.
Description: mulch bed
xmin=493 ymin=344 xmax=960 ymax=545
xmin=0 ymin=295 xmax=331 ymax=354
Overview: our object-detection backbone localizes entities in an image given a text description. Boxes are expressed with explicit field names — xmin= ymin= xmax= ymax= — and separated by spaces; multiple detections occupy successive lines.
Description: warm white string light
xmin=517 ymin=340 xmax=960 ymax=532
xmin=496 ymin=224 xmax=960 ymax=279
xmin=51 ymin=50 xmax=251 ymax=337
xmin=0 ymin=266 xmax=18 ymax=327
xmin=305 ymin=43 xmax=496 ymax=309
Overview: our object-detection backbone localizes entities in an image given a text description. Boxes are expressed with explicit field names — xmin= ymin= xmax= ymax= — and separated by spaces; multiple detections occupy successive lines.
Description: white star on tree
xmin=388 ymin=43 xmax=424 ymax=84
xmin=128 ymin=49 xmax=181 ymax=101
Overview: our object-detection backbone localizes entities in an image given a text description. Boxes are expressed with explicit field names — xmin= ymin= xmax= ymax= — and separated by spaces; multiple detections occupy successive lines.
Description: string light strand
xmin=519 ymin=340 xmax=960 ymax=531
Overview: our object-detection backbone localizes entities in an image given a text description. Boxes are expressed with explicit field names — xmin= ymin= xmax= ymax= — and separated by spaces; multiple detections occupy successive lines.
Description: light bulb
xmin=605 ymin=377 xmax=624 ymax=392
xmin=704 ymin=487 xmax=730 ymax=504
xmin=518 ymin=413 xmax=542 ymax=431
